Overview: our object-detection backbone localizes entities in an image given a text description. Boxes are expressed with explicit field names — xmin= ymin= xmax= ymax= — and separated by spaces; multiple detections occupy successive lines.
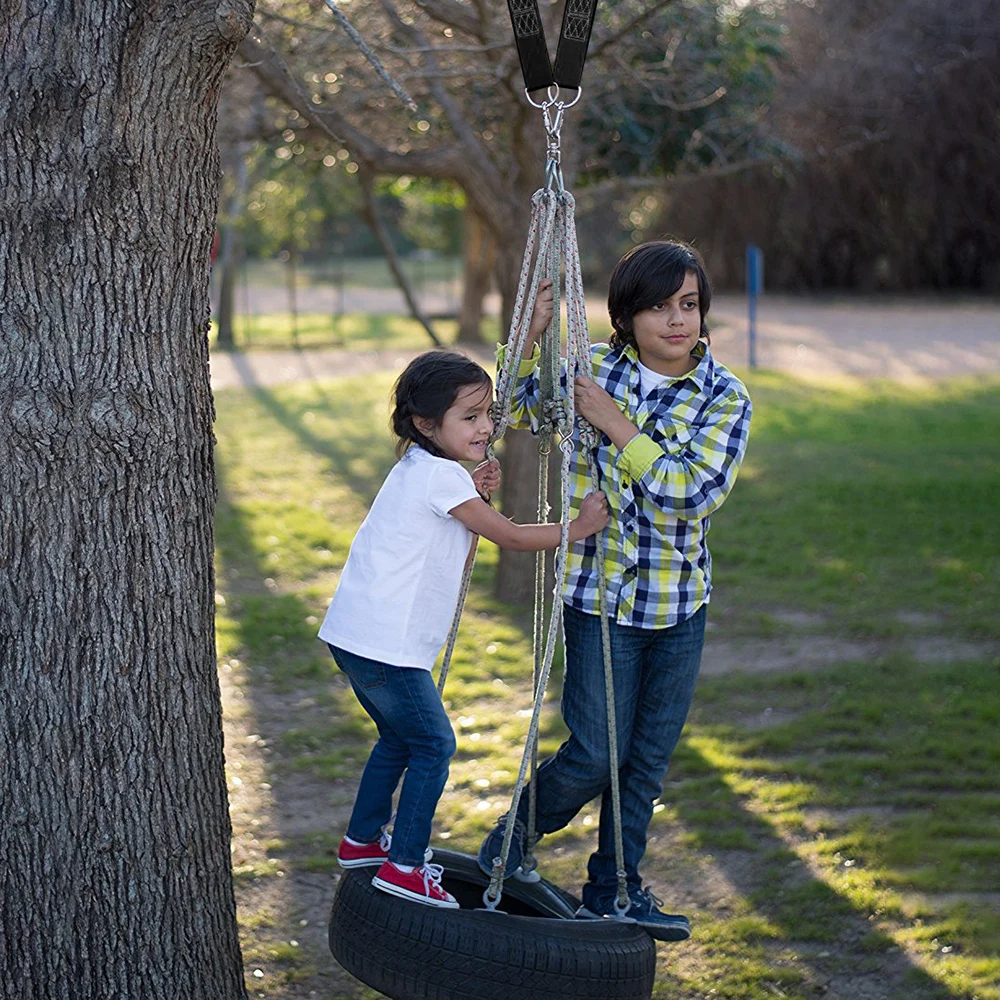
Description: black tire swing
xmin=330 ymin=850 xmax=655 ymax=1000
xmin=329 ymin=3 xmax=659 ymax=998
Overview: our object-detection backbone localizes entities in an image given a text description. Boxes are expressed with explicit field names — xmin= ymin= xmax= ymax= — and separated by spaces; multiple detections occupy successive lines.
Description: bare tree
xmin=1 ymin=4 xmax=254 ymax=998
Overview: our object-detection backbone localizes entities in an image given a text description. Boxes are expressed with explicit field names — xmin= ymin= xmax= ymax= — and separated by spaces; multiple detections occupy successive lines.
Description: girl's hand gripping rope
xmin=571 ymin=490 xmax=610 ymax=541
xmin=472 ymin=459 xmax=501 ymax=501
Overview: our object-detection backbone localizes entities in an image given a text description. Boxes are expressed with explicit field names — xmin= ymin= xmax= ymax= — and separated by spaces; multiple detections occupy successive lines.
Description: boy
xmin=479 ymin=241 xmax=752 ymax=940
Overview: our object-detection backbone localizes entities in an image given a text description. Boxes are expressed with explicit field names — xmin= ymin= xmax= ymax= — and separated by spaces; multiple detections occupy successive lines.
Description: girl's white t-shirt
xmin=318 ymin=446 xmax=481 ymax=670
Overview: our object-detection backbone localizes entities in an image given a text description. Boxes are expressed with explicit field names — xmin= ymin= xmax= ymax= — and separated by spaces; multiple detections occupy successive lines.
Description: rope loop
xmin=579 ymin=422 xmax=599 ymax=454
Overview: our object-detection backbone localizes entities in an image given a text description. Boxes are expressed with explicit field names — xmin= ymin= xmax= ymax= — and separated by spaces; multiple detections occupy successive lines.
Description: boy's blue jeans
xmin=516 ymin=603 xmax=706 ymax=908
xmin=328 ymin=645 xmax=456 ymax=868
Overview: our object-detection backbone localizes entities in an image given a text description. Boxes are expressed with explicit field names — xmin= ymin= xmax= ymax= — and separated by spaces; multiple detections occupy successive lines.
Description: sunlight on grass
xmin=210 ymin=311 xmax=503 ymax=352
xmin=712 ymin=374 xmax=1000 ymax=637
xmin=214 ymin=367 xmax=1000 ymax=1000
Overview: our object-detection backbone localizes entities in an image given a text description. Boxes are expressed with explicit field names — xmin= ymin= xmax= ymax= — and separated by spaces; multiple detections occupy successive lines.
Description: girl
xmin=319 ymin=350 xmax=608 ymax=908
xmin=479 ymin=241 xmax=752 ymax=940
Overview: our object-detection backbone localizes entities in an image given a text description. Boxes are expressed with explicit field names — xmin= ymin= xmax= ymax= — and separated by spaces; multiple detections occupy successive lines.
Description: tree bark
xmin=455 ymin=205 xmax=496 ymax=345
xmin=0 ymin=4 xmax=253 ymax=999
xmin=494 ymin=124 xmax=554 ymax=603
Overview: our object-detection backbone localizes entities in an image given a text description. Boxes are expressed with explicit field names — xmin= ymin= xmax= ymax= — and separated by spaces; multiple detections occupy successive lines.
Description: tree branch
xmin=589 ymin=0 xmax=678 ymax=60
xmin=356 ymin=169 xmax=443 ymax=347
xmin=240 ymin=26 xmax=513 ymax=238
xmin=410 ymin=0 xmax=485 ymax=39
xmin=576 ymin=130 xmax=893 ymax=208
xmin=319 ymin=0 xmax=417 ymax=110
xmin=376 ymin=0 xmax=505 ymax=197
xmin=240 ymin=30 xmax=459 ymax=179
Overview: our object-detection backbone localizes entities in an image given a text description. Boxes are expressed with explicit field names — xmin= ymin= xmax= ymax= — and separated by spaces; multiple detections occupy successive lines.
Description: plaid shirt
xmin=503 ymin=340 xmax=751 ymax=629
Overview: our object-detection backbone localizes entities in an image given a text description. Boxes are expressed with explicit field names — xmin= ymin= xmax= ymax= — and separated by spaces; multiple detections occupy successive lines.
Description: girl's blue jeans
xmin=328 ymin=645 xmax=456 ymax=868
xmin=516 ymin=603 xmax=706 ymax=910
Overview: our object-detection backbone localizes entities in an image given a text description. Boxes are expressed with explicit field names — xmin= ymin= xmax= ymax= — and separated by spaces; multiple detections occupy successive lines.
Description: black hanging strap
xmin=506 ymin=0 xmax=554 ymax=93
xmin=504 ymin=0 xmax=599 ymax=94
xmin=552 ymin=0 xmax=599 ymax=90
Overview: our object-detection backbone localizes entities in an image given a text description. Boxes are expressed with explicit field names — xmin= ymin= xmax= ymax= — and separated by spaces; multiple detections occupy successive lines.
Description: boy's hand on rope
xmin=570 ymin=490 xmax=610 ymax=541
xmin=472 ymin=459 xmax=501 ymax=501
xmin=528 ymin=278 xmax=555 ymax=344
xmin=575 ymin=376 xmax=640 ymax=450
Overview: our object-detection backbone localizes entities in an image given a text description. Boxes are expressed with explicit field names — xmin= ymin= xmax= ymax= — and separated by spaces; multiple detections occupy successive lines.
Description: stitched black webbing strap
xmin=506 ymin=0 xmax=554 ymax=93
xmin=505 ymin=0 xmax=598 ymax=93
xmin=552 ymin=0 xmax=599 ymax=90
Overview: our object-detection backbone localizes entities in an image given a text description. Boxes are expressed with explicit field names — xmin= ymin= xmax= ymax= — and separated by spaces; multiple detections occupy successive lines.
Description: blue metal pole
xmin=746 ymin=244 xmax=763 ymax=370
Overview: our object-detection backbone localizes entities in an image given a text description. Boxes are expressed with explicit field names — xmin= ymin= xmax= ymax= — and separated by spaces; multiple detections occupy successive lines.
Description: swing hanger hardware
xmin=540 ymin=94 xmax=579 ymax=192
xmin=525 ymin=83 xmax=582 ymax=111
xmin=505 ymin=0 xmax=599 ymax=97
xmin=506 ymin=0 xmax=595 ymax=190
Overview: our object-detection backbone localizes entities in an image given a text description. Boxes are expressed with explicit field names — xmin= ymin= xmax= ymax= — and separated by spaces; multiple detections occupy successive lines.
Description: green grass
xmin=244 ymin=255 xmax=464 ymax=291
xmin=214 ymin=365 xmax=1000 ymax=1000
xmin=210 ymin=311 xmax=476 ymax=352
xmin=712 ymin=374 xmax=1000 ymax=637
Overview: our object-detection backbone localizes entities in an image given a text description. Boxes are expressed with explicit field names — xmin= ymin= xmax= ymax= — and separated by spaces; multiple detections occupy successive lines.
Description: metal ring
xmin=525 ymin=84 xmax=583 ymax=111
xmin=554 ymin=86 xmax=582 ymax=109
xmin=524 ymin=86 xmax=556 ymax=109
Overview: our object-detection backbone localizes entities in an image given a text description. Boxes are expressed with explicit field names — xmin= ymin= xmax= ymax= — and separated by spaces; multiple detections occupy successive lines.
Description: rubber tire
xmin=329 ymin=850 xmax=657 ymax=1000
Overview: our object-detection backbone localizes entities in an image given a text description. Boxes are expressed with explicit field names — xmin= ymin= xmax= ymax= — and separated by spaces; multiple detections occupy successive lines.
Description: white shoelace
xmin=420 ymin=863 xmax=446 ymax=894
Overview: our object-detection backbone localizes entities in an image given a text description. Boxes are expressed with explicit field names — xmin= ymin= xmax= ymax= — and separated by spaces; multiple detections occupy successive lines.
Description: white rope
xmin=482 ymin=189 xmax=628 ymax=915
xmin=437 ymin=104 xmax=628 ymax=915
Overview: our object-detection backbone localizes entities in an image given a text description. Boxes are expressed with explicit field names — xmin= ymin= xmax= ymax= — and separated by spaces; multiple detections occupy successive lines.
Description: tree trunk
xmin=0 ymin=4 xmax=253 ymax=999
xmin=493 ymin=188 xmax=557 ymax=602
xmin=455 ymin=205 xmax=496 ymax=345
xmin=494 ymin=120 xmax=556 ymax=603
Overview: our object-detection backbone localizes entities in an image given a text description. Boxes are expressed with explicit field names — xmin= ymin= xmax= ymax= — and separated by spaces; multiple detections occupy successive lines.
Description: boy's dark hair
xmin=391 ymin=350 xmax=492 ymax=458
xmin=607 ymin=240 xmax=712 ymax=351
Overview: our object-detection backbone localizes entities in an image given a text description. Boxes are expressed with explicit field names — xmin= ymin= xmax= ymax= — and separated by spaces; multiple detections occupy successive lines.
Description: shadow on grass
xmin=711 ymin=376 xmax=1000 ymax=636
xmin=214 ymin=376 xmax=997 ymax=999
xmin=214 ymin=461 xmax=375 ymax=998
xmin=655 ymin=740 xmax=964 ymax=999
xmin=248 ymin=376 xmax=394 ymax=505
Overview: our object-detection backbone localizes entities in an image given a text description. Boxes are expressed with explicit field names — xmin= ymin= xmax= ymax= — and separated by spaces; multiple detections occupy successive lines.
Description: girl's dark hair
xmin=607 ymin=240 xmax=712 ymax=351
xmin=391 ymin=350 xmax=492 ymax=458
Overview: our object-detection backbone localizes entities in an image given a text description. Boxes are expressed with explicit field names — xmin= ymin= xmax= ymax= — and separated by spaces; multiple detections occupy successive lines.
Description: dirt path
xmin=210 ymin=293 xmax=1000 ymax=390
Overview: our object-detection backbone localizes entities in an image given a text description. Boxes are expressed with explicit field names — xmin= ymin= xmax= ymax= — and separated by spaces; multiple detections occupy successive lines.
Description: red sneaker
xmin=337 ymin=829 xmax=433 ymax=869
xmin=337 ymin=829 xmax=392 ymax=869
xmin=371 ymin=862 xmax=459 ymax=909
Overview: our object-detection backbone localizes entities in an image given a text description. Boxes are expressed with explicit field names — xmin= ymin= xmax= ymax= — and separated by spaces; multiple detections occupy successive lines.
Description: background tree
xmin=1 ymin=3 xmax=254 ymax=998
xmin=660 ymin=0 xmax=1000 ymax=290
xmin=237 ymin=0 xmax=784 ymax=598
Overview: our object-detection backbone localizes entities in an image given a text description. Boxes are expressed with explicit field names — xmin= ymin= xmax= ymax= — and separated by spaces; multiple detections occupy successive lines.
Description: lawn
xmin=213 ymin=362 xmax=1000 ymax=1000
xmin=211 ymin=312 xmax=473 ymax=352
